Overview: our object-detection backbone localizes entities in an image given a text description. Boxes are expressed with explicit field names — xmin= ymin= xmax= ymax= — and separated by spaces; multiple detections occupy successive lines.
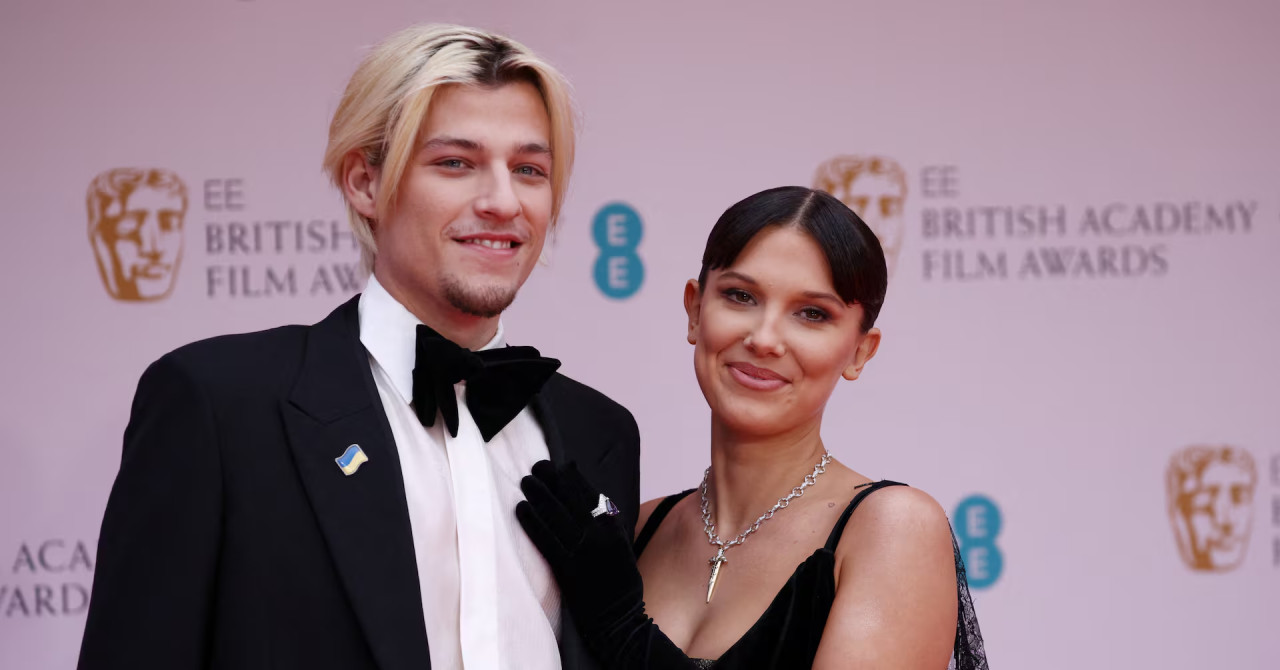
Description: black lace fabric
xmin=948 ymin=530 xmax=989 ymax=670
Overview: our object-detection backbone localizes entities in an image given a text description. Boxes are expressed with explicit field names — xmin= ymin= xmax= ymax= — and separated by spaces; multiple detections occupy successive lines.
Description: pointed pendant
xmin=706 ymin=550 xmax=727 ymax=603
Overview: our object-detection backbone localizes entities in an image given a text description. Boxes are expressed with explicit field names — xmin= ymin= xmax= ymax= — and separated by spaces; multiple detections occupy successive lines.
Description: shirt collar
xmin=358 ymin=275 xmax=506 ymax=405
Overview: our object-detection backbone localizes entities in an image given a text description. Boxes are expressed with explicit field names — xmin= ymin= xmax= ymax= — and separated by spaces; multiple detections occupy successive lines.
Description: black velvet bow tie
xmin=411 ymin=325 xmax=560 ymax=442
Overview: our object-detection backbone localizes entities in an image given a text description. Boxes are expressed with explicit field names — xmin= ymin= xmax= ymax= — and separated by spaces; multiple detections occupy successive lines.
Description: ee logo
xmin=953 ymin=495 xmax=1003 ymax=589
xmin=592 ymin=202 xmax=644 ymax=299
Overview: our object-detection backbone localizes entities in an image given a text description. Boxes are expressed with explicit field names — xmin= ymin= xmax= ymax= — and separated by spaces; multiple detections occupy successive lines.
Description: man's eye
xmin=438 ymin=159 xmax=466 ymax=169
xmin=515 ymin=165 xmax=547 ymax=177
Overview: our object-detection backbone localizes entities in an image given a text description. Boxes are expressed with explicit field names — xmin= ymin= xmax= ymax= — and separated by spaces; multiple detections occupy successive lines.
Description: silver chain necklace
xmin=699 ymin=450 xmax=832 ymax=603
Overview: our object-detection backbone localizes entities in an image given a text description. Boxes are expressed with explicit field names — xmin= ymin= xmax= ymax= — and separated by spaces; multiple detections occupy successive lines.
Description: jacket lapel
xmin=529 ymin=389 xmax=593 ymax=669
xmin=529 ymin=391 xmax=567 ymax=465
xmin=530 ymin=383 xmax=627 ymax=670
xmin=530 ymin=380 xmax=625 ymax=488
xmin=282 ymin=296 xmax=431 ymax=670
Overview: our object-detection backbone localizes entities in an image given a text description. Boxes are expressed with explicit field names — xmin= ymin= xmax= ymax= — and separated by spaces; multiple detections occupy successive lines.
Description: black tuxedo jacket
xmin=78 ymin=296 xmax=640 ymax=670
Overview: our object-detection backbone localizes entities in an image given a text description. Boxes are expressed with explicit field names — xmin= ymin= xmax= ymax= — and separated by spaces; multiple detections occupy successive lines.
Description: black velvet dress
xmin=633 ymin=481 xmax=989 ymax=670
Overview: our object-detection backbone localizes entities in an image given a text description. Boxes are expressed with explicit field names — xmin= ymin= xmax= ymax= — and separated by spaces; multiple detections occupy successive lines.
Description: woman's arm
xmin=518 ymin=461 xmax=701 ymax=669
xmin=813 ymin=486 xmax=958 ymax=669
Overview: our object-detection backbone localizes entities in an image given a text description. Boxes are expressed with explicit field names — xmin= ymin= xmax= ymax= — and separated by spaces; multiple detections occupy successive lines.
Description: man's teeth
xmin=464 ymin=239 xmax=513 ymax=249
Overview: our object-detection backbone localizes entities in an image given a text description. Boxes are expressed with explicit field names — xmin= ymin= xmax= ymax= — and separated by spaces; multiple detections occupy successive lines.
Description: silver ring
xmin=590 ymin=493 xmax=619 ymax=518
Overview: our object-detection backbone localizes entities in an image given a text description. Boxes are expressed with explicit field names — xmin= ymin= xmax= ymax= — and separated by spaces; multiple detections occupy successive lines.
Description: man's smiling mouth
xmin=462 ymin=239 xmax=517 ymax=250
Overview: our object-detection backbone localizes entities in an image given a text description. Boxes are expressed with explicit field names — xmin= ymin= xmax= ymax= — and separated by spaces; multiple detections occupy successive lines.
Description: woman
xmin=518 ymin=186 xmax=987 ymax=669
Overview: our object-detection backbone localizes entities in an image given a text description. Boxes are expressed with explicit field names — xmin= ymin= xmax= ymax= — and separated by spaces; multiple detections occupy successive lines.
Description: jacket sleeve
xmin=620 ymin=407 xmax=642 ymax=538
xmin=78 ymin=353 xmax=223 ymax=669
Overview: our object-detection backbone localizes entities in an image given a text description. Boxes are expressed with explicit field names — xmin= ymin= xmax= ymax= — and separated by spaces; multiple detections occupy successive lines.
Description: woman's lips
xmin=727 ymin=362 xmax=788 ymax=391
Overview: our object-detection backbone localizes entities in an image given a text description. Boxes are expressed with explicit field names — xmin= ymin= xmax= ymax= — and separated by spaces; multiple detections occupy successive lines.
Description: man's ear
xmin=842 ymin=327 xmax=881 ymax=381
xmin=341 ymin=151 xmax=380 ymax=222
xmin=683 ymin=279 xmax=701 ymax=344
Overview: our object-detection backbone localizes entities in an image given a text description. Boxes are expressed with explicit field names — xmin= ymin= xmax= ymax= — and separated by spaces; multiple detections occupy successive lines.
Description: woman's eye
xmin=723 ymin=288 xmax=754 ymax=304
xmin=799 ymin=307 xmax=829 ymax=322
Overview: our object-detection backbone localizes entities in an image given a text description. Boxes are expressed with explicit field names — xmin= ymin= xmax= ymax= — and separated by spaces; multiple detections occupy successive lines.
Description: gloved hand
xmin=516 ymin=460 xmax=697 ymax=669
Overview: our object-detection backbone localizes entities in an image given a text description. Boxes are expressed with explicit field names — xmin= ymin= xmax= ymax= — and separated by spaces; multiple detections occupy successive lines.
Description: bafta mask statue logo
xmin=813 ymin=156 xmax=907 ymax=278
xmin=87 ymin=168 xmax=188 ymax=301
xmin=1166 ymin=445 xmax=1257 ymax=572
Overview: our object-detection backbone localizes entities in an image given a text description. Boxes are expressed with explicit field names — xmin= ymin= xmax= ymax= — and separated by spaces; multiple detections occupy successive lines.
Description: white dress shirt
xmin=358 ymin=276 xmax=561 ymax=670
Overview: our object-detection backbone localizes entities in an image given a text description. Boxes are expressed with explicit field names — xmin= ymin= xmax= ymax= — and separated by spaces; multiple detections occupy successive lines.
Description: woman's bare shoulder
xmin=844 ymin=484 xmax=952 ymax=545
xmin=815 ymin=484 xmax=958 ymax=668
xmin=634 ymin=497 xmax=666 ymax=540
xmin=635 ymin=487 xmax=701 ymax=539
xmin=831 ymin=483 xmax=956 ymax=622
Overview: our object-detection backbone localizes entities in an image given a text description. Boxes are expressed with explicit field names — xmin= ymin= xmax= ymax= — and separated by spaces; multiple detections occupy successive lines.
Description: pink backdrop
xmin=3 ymin=1 xmax=1278 ymax=667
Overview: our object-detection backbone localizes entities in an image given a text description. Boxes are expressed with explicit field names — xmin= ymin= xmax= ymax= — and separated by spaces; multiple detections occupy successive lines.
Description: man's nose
xmin=475 ymin=166 xmax=522 ymax=222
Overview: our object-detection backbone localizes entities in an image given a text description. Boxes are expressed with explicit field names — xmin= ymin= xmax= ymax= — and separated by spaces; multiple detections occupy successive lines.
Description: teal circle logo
xmin=592 ymin=202 xmax=644 ymax=299
xmin=953 ymin=495 xmax=1003 ymax=589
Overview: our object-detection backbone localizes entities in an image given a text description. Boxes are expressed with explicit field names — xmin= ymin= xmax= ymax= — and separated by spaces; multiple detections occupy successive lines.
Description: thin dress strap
xmin=823 ymin=480 xmax=908 ymax=552
xmin=633 ymin=489 xmax=695 ymax=556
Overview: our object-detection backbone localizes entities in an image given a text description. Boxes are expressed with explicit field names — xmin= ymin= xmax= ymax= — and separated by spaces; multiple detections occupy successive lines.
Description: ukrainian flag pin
xmin=335 ymin=444 xmax=368 ymax=476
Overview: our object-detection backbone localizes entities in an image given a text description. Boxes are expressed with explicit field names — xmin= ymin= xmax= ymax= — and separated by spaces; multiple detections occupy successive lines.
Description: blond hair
xmin=323 ymin=24 xmax=577 ymax=271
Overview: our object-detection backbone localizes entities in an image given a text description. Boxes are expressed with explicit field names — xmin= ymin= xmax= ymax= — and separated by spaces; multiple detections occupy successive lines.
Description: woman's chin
xmin=712 ymin=404 xmax=797 ymax=440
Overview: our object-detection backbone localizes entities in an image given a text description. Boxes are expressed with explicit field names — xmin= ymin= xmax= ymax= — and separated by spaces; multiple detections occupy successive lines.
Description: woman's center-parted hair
xmin=322 ymin=24 xmax=578 ymax=273
xmin=697 ymin=186 xmax=889 ymax=332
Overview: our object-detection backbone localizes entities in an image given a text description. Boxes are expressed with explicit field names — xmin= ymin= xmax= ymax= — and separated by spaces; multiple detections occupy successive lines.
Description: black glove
xmin=516 ymin=460 xmax=698 ymax=669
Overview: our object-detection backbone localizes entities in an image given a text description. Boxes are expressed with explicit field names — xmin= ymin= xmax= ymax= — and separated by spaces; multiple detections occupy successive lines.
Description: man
xmin=86 ymin=167 xmax=188 ymax=301
xmin=78 ymin=24 xmax=640 ymax=670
